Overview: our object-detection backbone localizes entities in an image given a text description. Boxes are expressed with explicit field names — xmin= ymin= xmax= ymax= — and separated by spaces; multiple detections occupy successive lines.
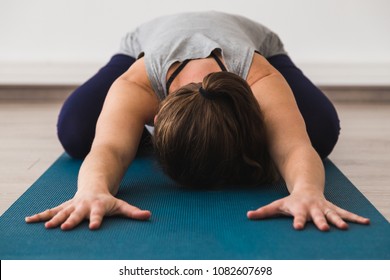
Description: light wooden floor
xmin=0 ymin=100 xmax=389 ymax=222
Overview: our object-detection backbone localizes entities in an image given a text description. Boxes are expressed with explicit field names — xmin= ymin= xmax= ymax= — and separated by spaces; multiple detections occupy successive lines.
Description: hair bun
xmin=199 ymin=86 xmax=217 ymax=100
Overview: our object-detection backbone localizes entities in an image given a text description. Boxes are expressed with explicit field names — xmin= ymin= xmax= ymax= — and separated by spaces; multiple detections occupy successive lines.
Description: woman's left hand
xmin=247 ymin=190 xmax=370 ymax=231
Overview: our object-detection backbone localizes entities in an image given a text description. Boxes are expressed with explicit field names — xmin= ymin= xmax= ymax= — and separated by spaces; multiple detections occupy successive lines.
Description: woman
xmin=26 ymin=11 xmax=370 ymax=231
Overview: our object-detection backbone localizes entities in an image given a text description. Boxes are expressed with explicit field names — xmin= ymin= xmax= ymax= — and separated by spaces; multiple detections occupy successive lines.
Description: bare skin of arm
xmin=246 ymin=53 xmax=370 ymax=230
xmin=25 ymin=58 xmax=159 ymax=230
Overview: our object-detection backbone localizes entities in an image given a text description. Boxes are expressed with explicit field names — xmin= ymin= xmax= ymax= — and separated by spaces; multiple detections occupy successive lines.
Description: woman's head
xmin=153 ymin=71 xmax=278 ymax=187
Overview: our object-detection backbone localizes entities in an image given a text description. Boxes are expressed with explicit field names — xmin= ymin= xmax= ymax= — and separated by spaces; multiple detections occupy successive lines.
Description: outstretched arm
xmin=26 ymin=59 xmax=159 ymax=230
xmin=246 ymin=54 xmax=369 ymax=230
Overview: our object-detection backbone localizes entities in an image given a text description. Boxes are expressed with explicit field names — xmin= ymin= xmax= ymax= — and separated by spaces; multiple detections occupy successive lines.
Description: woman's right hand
xmin=25 ymin=191 xmax=151 ymax=230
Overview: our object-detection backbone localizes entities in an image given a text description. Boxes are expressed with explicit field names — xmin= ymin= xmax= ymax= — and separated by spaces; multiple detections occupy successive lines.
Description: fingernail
xmin=322 ymin=226 xmax=330 ymax=231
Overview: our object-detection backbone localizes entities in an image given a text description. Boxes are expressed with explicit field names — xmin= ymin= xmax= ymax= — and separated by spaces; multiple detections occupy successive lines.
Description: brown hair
xmin=153 ymin=71 xmax=278 ymax=187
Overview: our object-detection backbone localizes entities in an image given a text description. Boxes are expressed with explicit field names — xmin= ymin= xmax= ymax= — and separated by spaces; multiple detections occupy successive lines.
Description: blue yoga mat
xmin=0 ymin=153 xmax=389 ymax=260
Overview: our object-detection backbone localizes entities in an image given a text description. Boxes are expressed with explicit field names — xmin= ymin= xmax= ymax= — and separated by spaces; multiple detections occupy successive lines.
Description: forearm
xmin=279 ymin=144 xmax=325 ymax=194
xmin=77 ymin=144 xmax=136 ymax=196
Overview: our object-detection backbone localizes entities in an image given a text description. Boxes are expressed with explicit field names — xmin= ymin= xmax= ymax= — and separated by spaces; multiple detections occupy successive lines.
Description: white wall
xmin=1 ymin=0 xmax=389 ymax=85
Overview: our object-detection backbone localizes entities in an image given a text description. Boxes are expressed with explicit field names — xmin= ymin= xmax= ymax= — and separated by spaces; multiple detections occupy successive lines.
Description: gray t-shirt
xmin=119 ymin=11 xmax=287 ymax=101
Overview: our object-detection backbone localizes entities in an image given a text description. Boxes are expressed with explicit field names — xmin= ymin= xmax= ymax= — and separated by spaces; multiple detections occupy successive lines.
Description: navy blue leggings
xmin=57 ymin=54 xmax=340 ymax=159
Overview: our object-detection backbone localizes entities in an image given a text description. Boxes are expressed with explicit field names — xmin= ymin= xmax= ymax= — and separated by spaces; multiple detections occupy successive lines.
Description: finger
xmin=115 ymin=200 xmax=151 ymax=220
xmin=247 ymin=200 xmax=284 ymax=220
xmin=293 ymin=212 xmax=308 ymax=230
xmin=25 ymin=204 xmax=65 ymax=223
xmin=61 ymin=208 xmax=87 ymax=231
xmin=89 ymin=204 xmax=105 ymax=230
xmin=325 ymin=210 xmax=349 ymax=230
xmin=310 ymin=208 xmax=330 ymax=231
xmin=335 ymin=208 xmax=370 ymax=225
xmin=45 ymin=206 xmax=74 ymax=229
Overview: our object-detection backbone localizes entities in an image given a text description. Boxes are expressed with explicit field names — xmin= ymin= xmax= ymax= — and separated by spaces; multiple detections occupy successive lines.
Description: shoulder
xmin=114 ymin=57 xmax=159 ymax=115
xmin=246 ymin=52 xmax=278 ymax=86
xmin=119 ymin=57 xmax=154 ymax=93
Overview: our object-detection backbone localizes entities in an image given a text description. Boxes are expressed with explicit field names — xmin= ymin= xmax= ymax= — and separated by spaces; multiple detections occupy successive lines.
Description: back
xmin=119 ymin=11 xmax=286 ymax=100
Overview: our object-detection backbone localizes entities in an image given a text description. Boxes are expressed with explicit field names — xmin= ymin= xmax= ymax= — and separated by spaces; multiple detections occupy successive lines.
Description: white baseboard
xmin=298 ymin=63 xmax=390 ymax=86
xmin=0 ymin=61 xmax=389 ymax=86
xmin=0 ymin=62 xmax=102 ymax=86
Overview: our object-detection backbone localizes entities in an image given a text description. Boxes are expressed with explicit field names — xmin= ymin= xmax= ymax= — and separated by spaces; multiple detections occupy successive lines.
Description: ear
xmin=154 ymin=114 xmax=158 ymax=125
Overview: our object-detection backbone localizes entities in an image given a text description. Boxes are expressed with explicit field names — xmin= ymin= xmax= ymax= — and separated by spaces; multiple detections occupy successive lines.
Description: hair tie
xmin=199 ymin=87 xmax=216 ymax=100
